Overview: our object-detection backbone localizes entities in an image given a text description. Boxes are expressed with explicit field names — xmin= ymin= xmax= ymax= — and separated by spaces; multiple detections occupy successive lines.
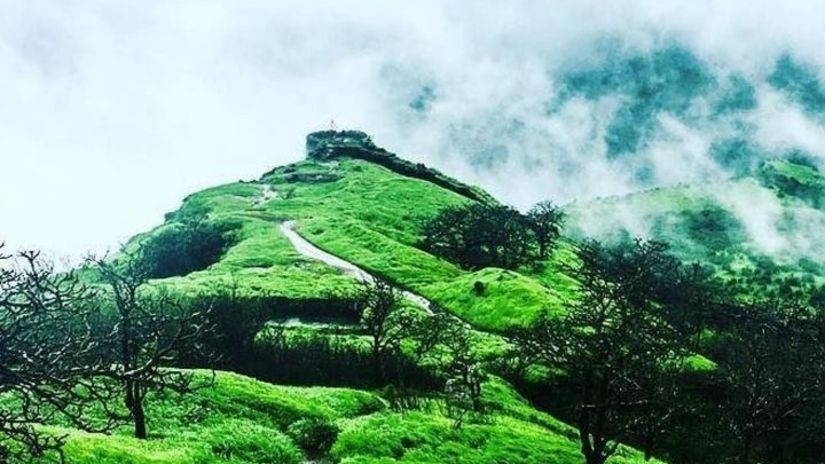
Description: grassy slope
xmin=144 ymin=158 xmax=572 ymax=331
xmin=46 ymin=370 xmax=655 ymax=464
xmin=564 ymin=159 xmax=825 ymax=297
xmin=88 ymin=151 xmax=659 ymax=464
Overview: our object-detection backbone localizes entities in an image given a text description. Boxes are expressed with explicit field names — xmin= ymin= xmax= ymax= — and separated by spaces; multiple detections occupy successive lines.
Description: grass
xmin=331 ymin=377 xmax=659 ymax=464
xmin=32 ymin=370 xmax=383 ymax=464
xmin=23 ymin=370 xmax=658 ymax=464
xmin=130 ymin=158 xmax=573 ymax=331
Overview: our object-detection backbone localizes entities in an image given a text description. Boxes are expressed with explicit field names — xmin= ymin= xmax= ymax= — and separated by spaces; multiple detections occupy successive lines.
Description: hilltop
xmin=140 ymin=130 xmax=574 ymax=332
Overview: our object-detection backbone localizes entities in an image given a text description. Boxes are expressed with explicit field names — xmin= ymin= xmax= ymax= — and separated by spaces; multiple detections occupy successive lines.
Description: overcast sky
xmin=2 ymin=0 xmax=825 ymax=260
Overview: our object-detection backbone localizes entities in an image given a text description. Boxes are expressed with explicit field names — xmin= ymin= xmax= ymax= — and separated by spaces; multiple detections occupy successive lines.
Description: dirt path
xmin=279 ymin=221 xmax=433 ymax=313
xmin=252 ymin=184 xmax=278 ymax=206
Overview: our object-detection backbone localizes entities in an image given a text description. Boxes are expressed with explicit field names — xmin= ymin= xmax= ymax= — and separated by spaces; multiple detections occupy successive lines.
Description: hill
xmin=33 ymin=130 xmax=650 ymax=464
xmin=141 ymin=130 xmax=574 ymax=332
xmin=565 ymin=158 xmax=825 ymax=299
xmin=17 ymin=129 xmax=825 ymax=464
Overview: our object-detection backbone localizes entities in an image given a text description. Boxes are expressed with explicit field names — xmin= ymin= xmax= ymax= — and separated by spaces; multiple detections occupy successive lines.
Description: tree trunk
xmin=740 ymin=434 xmax=752 ymax=464
xmin=372 ymin=344 xmax=383 ymax=383
xmin=125 ymin=380 xmax=147 ymax=439
xmin=585 ymin=452 xmax=606 ymax=464
xmin=133 ymin=401 xmax=147 ymax=439
xmin=643 ymin=434 xmax=655 ymax=461
xmin=579 ymin=429 xmax=606 ymax=464
xmin=132 ymin=383 xmax=147 ymax=439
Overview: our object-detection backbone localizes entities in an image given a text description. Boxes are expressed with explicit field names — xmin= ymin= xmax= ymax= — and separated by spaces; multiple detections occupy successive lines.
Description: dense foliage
xmin=420 ymin=202 xmax=564 ymax=270
xmin=137 ymin=216 xmax=238 ymax=279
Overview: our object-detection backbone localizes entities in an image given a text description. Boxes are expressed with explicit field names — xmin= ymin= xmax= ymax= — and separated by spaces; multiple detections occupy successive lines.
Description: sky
xmin=2 ymin=0 xmax=825 ymax=260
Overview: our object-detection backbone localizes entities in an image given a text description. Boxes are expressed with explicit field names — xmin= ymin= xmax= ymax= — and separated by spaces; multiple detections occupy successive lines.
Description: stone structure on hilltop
xmin=305 ymin=130 xmax=375 ymax=160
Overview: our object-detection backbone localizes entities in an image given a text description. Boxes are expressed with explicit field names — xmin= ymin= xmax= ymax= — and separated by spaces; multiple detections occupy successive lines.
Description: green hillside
xmin=41 ymin=371 xmax=654 ymax=464
xmin=12 ymin=130 xmax=825 ymax=464
xmin=565 ymin=159 xmax=825 ymax=298
xmin=144 ymin=135 xmax=573 ymax=332
xmin=28 ymin=131 xmax=647 ymax=464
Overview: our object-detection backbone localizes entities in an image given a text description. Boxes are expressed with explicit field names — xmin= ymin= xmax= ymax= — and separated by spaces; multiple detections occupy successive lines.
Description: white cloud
xmin=2 ymin=0 xmax=825 ymax=258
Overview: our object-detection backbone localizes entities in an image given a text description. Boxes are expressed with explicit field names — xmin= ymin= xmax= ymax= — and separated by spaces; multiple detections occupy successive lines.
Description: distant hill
xmin=565 ymin=158 xmax=825 ymax=299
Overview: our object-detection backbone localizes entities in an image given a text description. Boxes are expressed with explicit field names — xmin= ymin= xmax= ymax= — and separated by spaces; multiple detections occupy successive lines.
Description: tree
xmin=406 ymin=312 xmax=487 ymax=427
xmin=511 ymin=239 xmax=697 ymax=464
xmin=527 ymin=201 xmax=565 ymax=260
xmin=420 ymin=203 xmax=533 ymax=270
xmin=438 ymin=321 xmax=487 ymax=428
xmin=348 ymin=279 xmax=413 ymax=381
xmin=88 ymin=249 xmax=216 ymax=440
xmin=713 ymin=299 xmax=825 ymax=464
xmin=0 ymin=246 xmax=118 ymax=462
xmin=137 ymin=215 xmax=238 ymax=279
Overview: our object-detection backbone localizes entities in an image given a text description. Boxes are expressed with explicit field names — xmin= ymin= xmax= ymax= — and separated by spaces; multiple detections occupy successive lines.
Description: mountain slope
xmin=44 ymin=131 xmax=660 ymax=464
xmin=33 ymin=371 xmax=655 ymax=464
xmin=565 ymin=159 xmax=825 ymax=298
xmin=144 ymin=133 xmax=572 ymax=331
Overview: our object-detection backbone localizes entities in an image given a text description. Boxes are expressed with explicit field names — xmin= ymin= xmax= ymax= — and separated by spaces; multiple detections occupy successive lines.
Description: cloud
xmin=2 ymin=0 xmax=825 ymax=258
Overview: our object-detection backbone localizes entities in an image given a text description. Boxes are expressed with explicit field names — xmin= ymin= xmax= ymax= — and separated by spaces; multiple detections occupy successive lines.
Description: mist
xmin=3 ymin=0 xmax=825 ymax=259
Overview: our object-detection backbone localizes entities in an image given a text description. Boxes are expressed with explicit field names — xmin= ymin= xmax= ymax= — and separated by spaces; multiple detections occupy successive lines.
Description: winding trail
xmin=279 ymin=221 xmax=433 ymax=313
xmin=252 ymin=184 xmax=278 ymax=206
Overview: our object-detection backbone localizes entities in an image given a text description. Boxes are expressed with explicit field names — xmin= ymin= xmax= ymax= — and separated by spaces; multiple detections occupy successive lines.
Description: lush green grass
xmin=331 ymin=377 xmax=658 ymax=464
xmin=25 ymin=370 xmax=658 ymax=464
xmin=132 ymin=158 xmax=570 ymax=331
xmin=425 ymin=268 xmax=560 ymax=330
xmin=35 ymin=370 xmax=383 ymax=464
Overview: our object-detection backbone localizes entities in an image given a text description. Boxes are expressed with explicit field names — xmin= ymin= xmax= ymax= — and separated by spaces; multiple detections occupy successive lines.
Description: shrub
xmin=138 ymin=217 xmax=239 ymax=278
xmin=473 ymin=281 xmax=486 ymax=295
xmin=286 ymin=418 xmax=340 ymax=457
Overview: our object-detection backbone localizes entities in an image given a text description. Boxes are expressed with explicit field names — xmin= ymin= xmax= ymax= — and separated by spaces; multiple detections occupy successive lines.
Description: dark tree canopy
xmin=711 ymin=299 xmax=825 ymax=464
xmin=527 ymin=201 xmax=565 ymax=260
xmin=136 ymin=216 xmax=238 ymax=279
xmin=511 ymin=239 xmax=703 ymax=464
xmin=419 ymin=203 xmax=535 ymax=270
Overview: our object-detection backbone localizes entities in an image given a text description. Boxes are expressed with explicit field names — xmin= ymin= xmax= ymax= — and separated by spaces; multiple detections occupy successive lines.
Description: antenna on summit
xmin=329 ymin=119 xmax=338 ymax=131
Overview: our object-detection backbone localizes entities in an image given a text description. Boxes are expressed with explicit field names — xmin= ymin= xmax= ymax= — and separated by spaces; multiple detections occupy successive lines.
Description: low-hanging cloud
xmin=3 ymin=0 xmax=825 ymax=259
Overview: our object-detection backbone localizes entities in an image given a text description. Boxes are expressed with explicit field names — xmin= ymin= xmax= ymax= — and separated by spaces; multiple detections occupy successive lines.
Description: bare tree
xmin=438 ymin=322 xmax=487 ymax=428
xmin=511 ymin=239 xmax=695 ymax=464
xmin=87 ymin=248 xmax=216 ymax=440
xmin=348 ymin=279 xmax=412 ymax=381
xmin=714 ymin=299 xmax=825 ymax=464
xmin=0 ymin=246 xmax=118 ymax=462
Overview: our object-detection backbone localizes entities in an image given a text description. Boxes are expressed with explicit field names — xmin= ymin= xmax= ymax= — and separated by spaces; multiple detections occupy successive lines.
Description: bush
xmin=138 ymin=217 xmax=239 ymax=278
xmin=286 ymin=418 xmax=340 ymax=457
xmin=419 ymin=204 xmax=533 ymax=270
xmin=473 ymin=281 xmax=486 ymax=295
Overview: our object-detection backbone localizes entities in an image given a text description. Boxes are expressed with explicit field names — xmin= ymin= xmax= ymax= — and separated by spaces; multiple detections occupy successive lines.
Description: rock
xmin=306 ymin=130 xmax=375 ymax=160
